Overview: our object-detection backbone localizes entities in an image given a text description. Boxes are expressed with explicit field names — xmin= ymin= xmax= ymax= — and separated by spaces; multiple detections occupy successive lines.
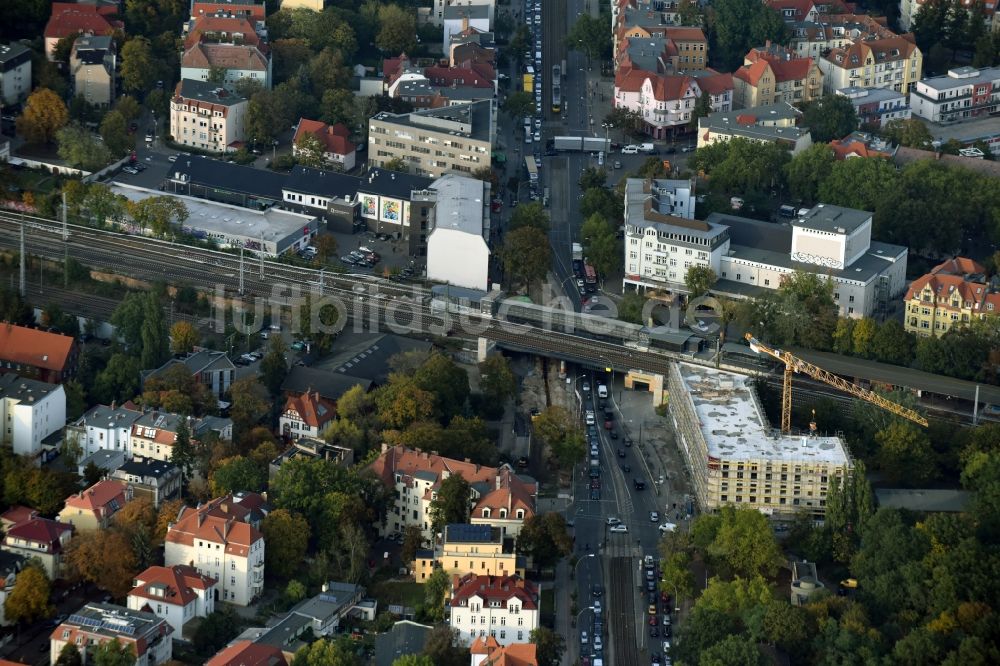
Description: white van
xmin=621 ymin=145 xmax=640 ymax=154
xmin=597 ymin=384 xmax=608 ymax=398
xmin=598 ymin=151 xmax=605 ymax=166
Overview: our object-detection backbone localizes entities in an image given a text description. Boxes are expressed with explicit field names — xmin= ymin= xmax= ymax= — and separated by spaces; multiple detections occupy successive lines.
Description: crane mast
xmin=745 ymin=333 xmax=929 ymax=433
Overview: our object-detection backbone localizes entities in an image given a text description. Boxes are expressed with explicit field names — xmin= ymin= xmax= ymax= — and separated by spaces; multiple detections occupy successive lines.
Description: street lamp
xmin=575 ymin=552 xmax=596 ymax=580
xmin=574 ymin=605 xmax=594 ymax=629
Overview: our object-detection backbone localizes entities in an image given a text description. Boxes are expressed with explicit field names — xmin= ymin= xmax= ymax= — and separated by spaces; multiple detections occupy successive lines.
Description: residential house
xmin=450 ymin=42 xmax=496 ymax=68
xmin=368 ymin=100 xmax=494 ymax=178
xmin=910 ymin=66 xmax=1000 ymax=124
xmin=50 ymin=604 xmax=173 ymax=665
xmin=470 ymin=638 xmax=538 ymax=666
xmin=431 ymin=0 xmax=496 ymax=28
xmin=164 ymin=494 xmax=265 ymax=605
xmin=449 ymin=574 xmax=538 ymax=646
xmin=127 ymin=565 xmax=217 ymax=637
xmin=612 ymin=6 xmax=707 ymax=65
xmin=276 ymin=0 xmax=324 ymax=9
xmin=181 ymin=13 xmax=271 ymax=90
xmin=697 ymin=102 xmax=813 ymax=154
xmin=0 ymin=374 xmax=67 ymax=459
xmin=0 ymin=324 xmax=78 ymax=383
xmin=76 ymin=449 xmax=126 ymax=478
xmin=614 ymin=69 xmax=733 ymax=139
xmin=369 ymin=445 xmax=537 ymax=542
xmin=413 ymin=523 xmax=524 ymax=582
xmin=279 ymin=391 xmax=337 ymax=440
xmin=1 ymin=517 xmax=74 ymax=579
xmin=0 ymin=551 xmax=26 ymax=626
xmin=111 ymin=458 xmax=183 ymax=508
xmin=292 ymin=119 xmax=357 ymax=171
xmin=206 ymin=641 xmax=287 ymax=666
xmin=64 ymin=402 xmax=143 ymax=460
xmin=425 ymin=173 xmax=491 ymax=291
xmin=170 ymin=79 xmax=249 ymax=154
xmin=190 ymin=1 xmax=267 ymax=25
xmin=57 ymin=479 xmax=131 ymax=532
xmin=69 ymin=35 xmax=116 ymax=107
xmin=443 ymin=6 xmax=492 ymax=48
xmin=43 ymin=2 xmax=120 ymax=61
xmin=373 ymin=621 xmax=433 ymax=666
xmin=0 ymin=43 xmax=31 ymax=106
xmin=828 ymin=132 xmax=895 ymax=159
xmin=835 ymin=86 xmax=911 ymax=127
xmin=903 ymin=257 xmax=1000 ymax=337
xmin=143 ymin=349 xmax=235 ymax=401
xmin=766 ymin=0 xmax=820 ymax=23
xmin=0 ymin=506 xmax=37 ymax=533
xmin=732 ymin=42 xmax=822 ymax=108
xmin=809 ymin=16 xmax=922 ymax=94
xmin=129 ymin=411 xmax=233 ymax=463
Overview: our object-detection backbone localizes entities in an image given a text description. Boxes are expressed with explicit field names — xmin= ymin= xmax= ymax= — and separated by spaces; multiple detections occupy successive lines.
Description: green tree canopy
xmin=262 ymin=508 xmax=311 ymax=579
xmin=784 ymin=143 xmax=835 ymax=203
xmin=429 ymin=474 xmax=472 ymax=533
xmin=684 ymin=265 xmax=718 ymax=298
xmin=517 ymin=513 xmax=573 ymax=569
xmin=800 ymin=95 xmax=860 ymax=143
xmin=500 ymin=226 xmax=550 ymax=293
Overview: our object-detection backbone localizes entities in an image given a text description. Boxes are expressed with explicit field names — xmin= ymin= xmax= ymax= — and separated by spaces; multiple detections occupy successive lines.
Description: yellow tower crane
xmin=745 ymin=333 xmax=929 ymax=433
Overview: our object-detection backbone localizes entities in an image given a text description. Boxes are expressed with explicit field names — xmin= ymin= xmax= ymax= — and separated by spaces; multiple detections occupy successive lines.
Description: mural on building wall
xmin=362 ymin=195 xmax=377 ymax=218
xmin=381 ymin=199 xmax=400 ymax=222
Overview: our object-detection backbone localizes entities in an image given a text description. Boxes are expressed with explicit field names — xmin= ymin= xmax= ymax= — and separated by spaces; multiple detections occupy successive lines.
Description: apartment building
xmin=368 ymin=100 xmax=493 ymax=178
xmin=449 ymin=574 xmax=539 ymax=647
xmin=903 ymin=257 xmax=1000 ymax=337
xmin=110 ymin=458 xmax=183 ymax=508
xmin=64 ymin=402 xmax=143 ymax=460
xmin=170 ymin=79 xmax=249 ymax=154
xmin=614 ymin=69 xmax=733 ymax=139
xmin=144 ymin=350 xmax=235 ymax=401
xmin=43 ymin=2 xmax=121 ymax=61
xmin=127 ymin=565 xmax=217 ymax=638
xmin=369 ymin=445 xmax=536 ymax=542
xmin=1 ymin=517 xmax=73 ymax=579
xmin=697 ymin=102 xmax=813 ymax=154
xmin=163 ymin=495 xmax=265 ymax=606
xmin=129 ymin=411 xmax=233 ymax=463
xmin=667 ymin=362 xmax=853 ymax=519
xmin=431 ymin=0 xmax=496 ymax=28
xmin=0 ymin=43 xmax=31 ymax=106
xmin=612 ymin=3 xmax=704 ymax=62
xmin=910 ymin=66 xmax=1000 ymax=123
xmin=69 ymin=35 xmax=116 ymax=107
xmin=0 ymin=375 xmax=66 ymax=459
xmin=50 ymin=604 xmax=173 ymax=665
xmin=57 ymin=479 xmax=131 ymax=532
xmin=732 ymin=42 xmax=822 ymax=108
xmin=413 ymin=523 xmax=523 ymax=582
xmin=0 ymin=324 xmax=78 ymax=383
xmin=835 ymin=86 xmax=911 ymax=128
xmin=181 ymin=37 xmax=271 ymax=92
xmin=819 ymin=36 xmax=922 ymax=94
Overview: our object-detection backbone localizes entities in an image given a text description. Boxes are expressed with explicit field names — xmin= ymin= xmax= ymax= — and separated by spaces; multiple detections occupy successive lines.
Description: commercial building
xmin=170 ymin=79 xmax=249 ymax=154
xmin=0 ymin=43 xmax=31 ymax=106
xmin=50 ymin=604 xmax=173 ymax=665
xmin=292 ymin=119 xmax=357 ymax=171
xmin=697 ymin=102 xmax=813 ymax=154
xmin=425 ymin=174 xmax=491 ymax=291
xmin=57 ymin=479 xmax=131 ymax=532
xmin=369 ymin=445 xmax=536 ymax=542
xmin=732 ymin=42 xmax=822 ymax=109
xmin=0 ymin=374 xmax=66 ymax=459
xmin=835 ymin=86 xmax=910 ymax=128
xmin=910 ymin=66 xmax=1000 ymax=124
xmin=1 ymin=517 xmax=73 ymax=579
xmin=902 ymin=257 xmax=1000 ymax=337
xmin=164 ymin=495 xmax=265 ymax=606
xmin=368 ymin=100 xmax=493 ymax=179
xmin=0 ymin=324 xmax=78 ymax=383
xmin=667 ymin=362 xmax=852 ymax=518
xmin=69 ymin=35 xmax=116 ymax=108
xmin=622 ymin=187 xmax=908 ymax=318
xmin=614 ymin=67 xmax=733 ymax=139
xmin=413 ymin=523 xmax=524 ymax=582
xmin=109 ymin=183 xmax=319 ymax=256
xmin=449 ymin=574 xmax=538 ymax=647
xmin=127 ymin=565 xmax=217 ymax=638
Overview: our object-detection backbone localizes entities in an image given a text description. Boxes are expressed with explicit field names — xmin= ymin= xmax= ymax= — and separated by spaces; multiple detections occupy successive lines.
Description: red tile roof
xmin=44 ymin=3 xmax=119 ymax=39
xmin=695 ymin=70 xmax=734 ymax=95
xmin=450 ymin=574 xmax=538 ymax=610
xmin=191 ymin=2 xmax=267 ymax=22
xmin=472 ymin=642 xmax=538 ymax=666
xmin=931 ymin=257 xmax=987 ymax=276
xmin=130 ymin=565 xmax=217 ymax=607
xmin=0 ymin=324 xmax=75 ymax=373
xmin=4 ymin=517 xmax=73 ymax=551
xmin=282 ymin=389 xmax=338 ymax=428
xmin=905 ymin=273 xmax=990 ymax=309
xmin=765 ymin=0 xmax=816 ymax=18
xmin=184 ymin=15 xmax=263 ymax=50
xmin=206 ymin=640 xmax=287 ymax=666
xmin=614 ymin=68 xmax=648 ymax=92
xmin=63 ymin=479 xmax=129 ymax=516
xmin=165 ymin=495 xmax=263 ymax=556
xmin=0 ymin=506 xmax=38 ymax=528
xmin=293 ymin=119 xmax=356 ymax=157
xmin=425 ymin=63 xmax=495 ymax=88
xmin=828 ymin=138 xmax=890 ymax=160
xmin=370 ymin=445 xmax=500 ymax=489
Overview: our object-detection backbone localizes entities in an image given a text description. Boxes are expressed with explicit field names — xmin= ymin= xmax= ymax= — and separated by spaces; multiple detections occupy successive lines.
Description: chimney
xmin=452 ymin=574 xmax=461 ymax=591
xmin=462 ymin=14 xmax=469 ymax=32
xmin=322 ymin=582 xmax=329 ymax=593
xmin=765 ymin=39 xmax=771 ymax=49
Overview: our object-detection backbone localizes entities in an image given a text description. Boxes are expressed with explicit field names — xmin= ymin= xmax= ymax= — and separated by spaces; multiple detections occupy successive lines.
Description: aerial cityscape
xmin=0 ymin=0 xmax=998 ymax=665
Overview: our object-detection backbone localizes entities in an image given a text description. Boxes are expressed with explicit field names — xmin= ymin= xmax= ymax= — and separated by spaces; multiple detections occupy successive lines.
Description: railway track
xmin=609 ymin=555 xmax=639 ymax=666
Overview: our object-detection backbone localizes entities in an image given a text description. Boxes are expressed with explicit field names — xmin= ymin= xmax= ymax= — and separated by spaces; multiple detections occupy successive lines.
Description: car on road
xmin=634 ymin=479 xmax=646 ymax=490
xmin=681 ymin=145 xmax=695 ymax=152
xmin=593 ymin=600 xmax=602 ymax=612
xmin=659 ymin=523 xmax=677 ymax=533
xmin=650 ymin=511 xmax=660 ymax=522
xmin=340 ymin=255 xmax=357 ymax=265
xmin=590 ymin=478 xmax=601 ymax=489
xmin=590 ymin=489 xmax=600 ymax=500
xmin=582 ymin=380 xmax=591 ymax=393
xmin=609 ymin=524 xmax=628 ymax=533
xmin=648 ymin=615 xmax=658 ymax=626
xmin=121 ymin=166 xmax=139 ymax=174
xmin=613 ymin=160 xmax=622 ymax=169
xmin=649 ymin=626 xmax=659 ymax=637
xmin=621 ymin=464 xmax=631 ymax=472
xmin=649 ymin=604 xmax=657 ymax=615
xmin=591 ymin=584 xmax=603 ymax=597
xmin=585 ymin=410 xmax=595 ymax=425
xmin=580 ymin=631 xmax=588 ymax=645
xmin=617 ymin=449 xmax=625 ymax=458
xmin=624 ymin=437 xmax=633 ymax=447
xmin=594 ymin=636 xmax=603 ymax=651
xmin=606 ymin=517 xmax=620 ymax=526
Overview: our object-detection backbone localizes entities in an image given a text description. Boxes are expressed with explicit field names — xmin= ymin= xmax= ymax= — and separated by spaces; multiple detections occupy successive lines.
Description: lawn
xmin=371 ymin=580 xmax=425 ymax=610
xmin=540 ymin=587 xmax=555 ymax=628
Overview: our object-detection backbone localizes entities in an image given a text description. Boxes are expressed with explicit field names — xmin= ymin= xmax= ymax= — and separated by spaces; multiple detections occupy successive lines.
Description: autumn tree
xmin=262 ymin=509 xmax=311 ymax=579
xmin=120 ymin=37 xmax=156 ymax=94
xmin=210 ymin=456 xmax=266 ymax=496
xmin=478 ymin=353 xmax=517 ymax=411
xmin=169 ymin=320 xmax=199 ymax=355
xmin=429 ymin=474 xmax=472 ymax=533
xmin=517 ymin=513 xmax=573 ymax=569
xmin=294 ymin=131 xmax=327 ymax=168
xmin=4 ymin=563 xmax=53 ymax=625
xmin=401 ymin=525 xmax=424 ymax=563
xmin=500 ymin=226 xmax=550 ymax=293
xmin=376 ymin=4 xmax=417 ymax=54
xmin=533 ymin=406 xmax=586 ymax=467
xmin=16 ymin=88 xmax=69 ymax=144
xmin=64 ymin=530 xmax=139 ymax=598
xmin=229 ymin=376 xmax=270 ymax=437
xmin=260 ymin=335 xmax=288 ymax=396
xmin=57 ymin=123 xmax=113 ymax=170
xmin=684 ymin=265 xmax=718 ymax=298
xmin=531 ymin=627 xmax=566 ymax=666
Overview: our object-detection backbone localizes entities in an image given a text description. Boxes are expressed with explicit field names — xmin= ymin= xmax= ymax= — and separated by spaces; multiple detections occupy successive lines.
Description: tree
xmin=319 ymin=87 xmax=356 ymax=128
xmin=295 ymin=131 xmax=328 ymax=168
xmin=314 ymin=234 xmax=338 ymax=261
xmin=169 ymin=320 xmax=199 ymax=355
xmin=16 ymin=88 xmax=69 ymax=144
xmin=193 ymin=608 xmax=243 ymax=656
xmin=376 ymin=4 xmax=417 ymax=54
xmin=126 ymin=196 xmax=189 ymax=238
xmin=876 ymin=422 xmax=937 ymax=486
xmin=530 ymin=627 xmax=566 ymax=666
xmin=91 ymin=639 xmax=135 ymax=666
xmin=400 ymin=525 xmax=424 ymax=564
xmin=55 ymin=643 xmax=83 ymax=666
xmin=503 ymin=91 xmax=534 ymax=121
xmin=229 ymin=376 xmax=270 ymax=436
xmin=684 ymin=265 xmax=717 ymax=298
xmin=374 ymin=375 xmax=436 ymax=430
xmin=4 ymin=564 xmax=53 ymax=625
xmin=800 ymin=95 xmax=859 ymax=143
xmin=393 ymin=657 xmax=434 ymax=666
xmin=262 ymin=509 xmax=311 ymax=580
xmin=57 ymin=123 xmax=113 ymax=170
xmin=210 ymin=456 xmax=266 ymax=496
xmin=698 ymin=506 xmax=784 ymax=578
xmin=422 ymin=626 xmax=468 ymax=666
xmin=689 ymin=91 xmax=712 ymax=130
xmin=424 ymin=567 xmax=451 ymax=621
xmin=707 ymin=0 xmax=789 ymax=71
xmin=120 ymin=37 xmax=156 ymax=94
xmin=580 ymin=212 xmax=621 ymax=278
xmin=508 ymin=201 xmax=550 ymax=232
xmin=533 ymin=406 xmax=586 ymax=467
xmin=517 ymin=513 xmax=573 ymax=569
xmin=500 ymin=227 xmax=550 ymax=293
xmin=479 ymin=354 xmax=517 ymax=407
xmin=579 ymin=167 xmax=608 ymax=191
xmin=92 ymin=353 xmax=142 ymax=405
xmin=260 ymin=336 xmax=289 ymax=396
xmin=817 ymin=155 xmax=898 ymax=212
xmin=429 ymin=474 xmax=472 ymax=533
xmin=784 ymin=143 xmax=835 ymax=203
xmin=700 ymin=634 xmax=766 ymax=666
xmin=851 ymin=317 xmax=878 ymax=359
xmin=872 ymin=319 xmax=915 ymax=366
xmin=690 ymin=137 xmax=790 ymax=196
xmin=114 ymin=95 xmax=141 ymax=123
xmin=565 ymin=14 xmax=610 ymax=63
xmin=99 ymin=109 xmax=130 ymax=157
xmin=64 ymin=530 xmax=139 ymax=598
xmin=882 ymin=118 xmax=934 ymax=148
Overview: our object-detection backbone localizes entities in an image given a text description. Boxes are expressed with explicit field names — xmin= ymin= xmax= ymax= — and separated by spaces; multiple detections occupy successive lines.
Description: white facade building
xmin=0 ymin=375 xmax=66 ymax=458
xmin=65 ymin=403 xmax=143 ymax=459
xmin=426 ymin=174 xmax=491 ymax=291
xmin=449 ymin=574 xmax=539 ymax=647
xmin=127 ymin=565 xmax=217 ymax=638
xmin=50 ymin=604 xmax=173 ymax=666
xmin=0 ymin=43 xmax=31 ymax=106
xmin=169 ymin=79 xmax=248 ymax=154
xmin=910 ymin=66 xmax=1000 ymax=123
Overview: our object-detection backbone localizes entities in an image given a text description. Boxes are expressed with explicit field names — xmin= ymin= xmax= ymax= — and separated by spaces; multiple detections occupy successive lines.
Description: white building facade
xmin=170 ymin=79 xmax=248 ymax=154
xmin=910 ymin=66 xmax=1000 ymax=123
xmin=0 ymin=376 xmax=66 ymax=458
xmin=449 ymin=574 xmax=539 ymax=647
xmin=127 ymin=565 xmax=217 ymax=638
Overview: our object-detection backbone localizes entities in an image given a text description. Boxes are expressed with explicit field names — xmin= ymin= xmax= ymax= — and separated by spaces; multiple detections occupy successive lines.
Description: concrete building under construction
xmin=667 ymin=362 xmax=852 ymax=519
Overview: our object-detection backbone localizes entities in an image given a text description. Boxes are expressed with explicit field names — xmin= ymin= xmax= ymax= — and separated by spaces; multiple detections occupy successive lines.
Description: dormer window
xmin=482 ymin=508 xmax=491 ymax=518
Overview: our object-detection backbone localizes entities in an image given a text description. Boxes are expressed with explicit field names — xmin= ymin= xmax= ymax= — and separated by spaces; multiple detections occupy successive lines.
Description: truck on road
xmin=553 ymin=136 xmax=611 ymax=152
